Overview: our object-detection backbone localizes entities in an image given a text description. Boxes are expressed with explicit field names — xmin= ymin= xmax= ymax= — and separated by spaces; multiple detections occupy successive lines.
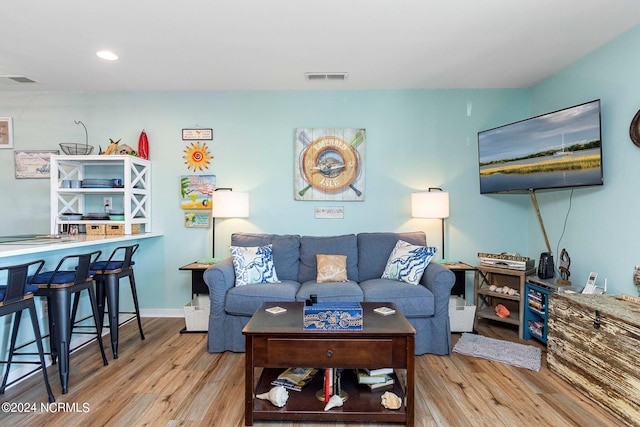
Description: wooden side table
xmin=178 ymin=262 xmax=214 ymax=334
xmin=441 ymin=262 xmax=475 ymax=298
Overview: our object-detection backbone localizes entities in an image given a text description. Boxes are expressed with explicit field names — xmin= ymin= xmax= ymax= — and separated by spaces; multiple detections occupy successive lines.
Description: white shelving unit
xmin=50 ymin=155 xmax=151 ymax=235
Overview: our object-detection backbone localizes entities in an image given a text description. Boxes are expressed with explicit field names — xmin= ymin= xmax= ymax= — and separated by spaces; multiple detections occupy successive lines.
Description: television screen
xmin=478 ymin=100 xmax=603 ymax=194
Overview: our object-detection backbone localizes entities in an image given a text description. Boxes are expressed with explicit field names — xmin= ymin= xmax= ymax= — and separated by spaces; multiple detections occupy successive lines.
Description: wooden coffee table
xmin=242 ymin=302 xmax=415 ymax=426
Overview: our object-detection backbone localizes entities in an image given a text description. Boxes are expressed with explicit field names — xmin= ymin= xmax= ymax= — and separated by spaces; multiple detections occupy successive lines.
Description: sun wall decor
xmin=294 ymin=128 xmax=365 ymax=201
xmin=183 ymin=141 xmax=213 ymax=172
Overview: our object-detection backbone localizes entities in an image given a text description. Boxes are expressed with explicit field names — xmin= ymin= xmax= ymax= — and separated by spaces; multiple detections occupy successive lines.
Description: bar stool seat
xmin=0 ymin=259 xmax=55 ymax=403
xmin=92 ymin=244 xmax=145 ymax=359
xmin=31 ymin=250 xmax=108 ymax=394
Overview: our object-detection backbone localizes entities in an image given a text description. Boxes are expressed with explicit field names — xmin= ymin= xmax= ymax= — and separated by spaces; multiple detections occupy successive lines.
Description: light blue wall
xmin=528 ymin=25 xmax=640 ymax=293
xmin=4 ymin=24 xmax=639 ymax=308
xmin=1 ymin=89 xmax=530 ymax=306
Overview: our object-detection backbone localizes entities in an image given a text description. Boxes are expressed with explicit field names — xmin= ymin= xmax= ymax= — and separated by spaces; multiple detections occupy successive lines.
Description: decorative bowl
xmin=60 ymin=143 xmax=94 ymax=155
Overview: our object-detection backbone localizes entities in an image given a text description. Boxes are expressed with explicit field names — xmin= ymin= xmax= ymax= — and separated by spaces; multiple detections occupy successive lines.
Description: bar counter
xmin=0 ymin=233 xmax=162 ymax=261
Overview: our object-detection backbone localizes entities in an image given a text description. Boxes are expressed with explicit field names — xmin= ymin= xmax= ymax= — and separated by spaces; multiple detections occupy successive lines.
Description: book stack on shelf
xmin=271 ymin=367 xmax=319 ymax=392
xmin=356 ymin=368 xmax=395 ymax=391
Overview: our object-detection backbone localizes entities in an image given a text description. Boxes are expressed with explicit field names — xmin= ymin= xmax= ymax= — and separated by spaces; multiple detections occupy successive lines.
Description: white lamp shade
xmin=211 ymin=191 xmax=249 ymax=218
xmin=411 ymin=191 xmax=449 ymax=219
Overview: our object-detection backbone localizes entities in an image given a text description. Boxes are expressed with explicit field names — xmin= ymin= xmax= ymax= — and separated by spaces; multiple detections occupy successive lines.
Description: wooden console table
xmin=242 ymin=302 xmax=415 ymax=426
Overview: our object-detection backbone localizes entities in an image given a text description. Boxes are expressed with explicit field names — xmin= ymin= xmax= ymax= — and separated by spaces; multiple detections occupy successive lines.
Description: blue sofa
xmin=203 ymin=231 xmax=455 ymax=355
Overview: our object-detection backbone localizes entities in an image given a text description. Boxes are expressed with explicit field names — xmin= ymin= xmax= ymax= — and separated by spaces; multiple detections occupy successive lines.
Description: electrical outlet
xmin=103 ymin=196 xmax=112 ymax=211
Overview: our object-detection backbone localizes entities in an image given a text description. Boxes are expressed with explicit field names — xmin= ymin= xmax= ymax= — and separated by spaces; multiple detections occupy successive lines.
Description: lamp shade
xmin=211 ymin=191 xmax=249 ymax=218
xmin=411 ymin=191 xmax=449 ymax=219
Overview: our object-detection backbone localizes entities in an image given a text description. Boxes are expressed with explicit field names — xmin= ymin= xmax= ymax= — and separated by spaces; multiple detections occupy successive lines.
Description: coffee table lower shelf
xmin=253 ymin=368 xmax=407 ymax=423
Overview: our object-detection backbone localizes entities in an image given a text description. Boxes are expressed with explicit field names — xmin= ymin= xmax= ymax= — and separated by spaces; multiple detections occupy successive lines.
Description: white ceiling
xmin=1 ymin=0 xmax=639 ymax=92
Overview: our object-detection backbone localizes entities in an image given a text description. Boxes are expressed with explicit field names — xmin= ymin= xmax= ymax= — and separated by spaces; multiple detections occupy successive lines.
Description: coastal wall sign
xmin=294 ymin=128 xmax=365 ymax=201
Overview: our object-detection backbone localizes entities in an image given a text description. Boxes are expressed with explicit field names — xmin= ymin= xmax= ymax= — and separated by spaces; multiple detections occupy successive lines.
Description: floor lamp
xmin=411 ymin=188 xmax=450 ymax=260
xmin=211 ymin=188 xmax=249 ymax=258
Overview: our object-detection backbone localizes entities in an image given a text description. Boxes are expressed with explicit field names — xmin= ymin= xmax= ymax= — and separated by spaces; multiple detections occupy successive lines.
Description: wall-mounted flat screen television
xmin=478 ymin=99 xmax=603 ymax=194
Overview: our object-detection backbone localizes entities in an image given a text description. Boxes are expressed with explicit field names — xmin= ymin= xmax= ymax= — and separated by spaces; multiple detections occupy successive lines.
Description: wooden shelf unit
xmin=474 ymin=265 xmax=535 ymax=339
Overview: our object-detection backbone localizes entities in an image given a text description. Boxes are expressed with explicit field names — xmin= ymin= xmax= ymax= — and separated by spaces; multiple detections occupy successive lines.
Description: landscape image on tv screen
xmin=478 ymin=100 xmax=602 ymax=194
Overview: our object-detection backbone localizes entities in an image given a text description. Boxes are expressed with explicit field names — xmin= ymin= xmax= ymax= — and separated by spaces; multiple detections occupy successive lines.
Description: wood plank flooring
xmin=0 ymin=318 xmax=622 ymax=426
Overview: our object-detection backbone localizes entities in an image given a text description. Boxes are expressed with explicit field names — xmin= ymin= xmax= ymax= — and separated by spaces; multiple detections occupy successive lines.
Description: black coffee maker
xmin=538 ymin=252 xmax=555 ymax=279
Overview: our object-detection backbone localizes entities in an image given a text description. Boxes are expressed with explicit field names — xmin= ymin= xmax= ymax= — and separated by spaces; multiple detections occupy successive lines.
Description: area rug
xmin=452 ymin=333 xmax=541 ymax=371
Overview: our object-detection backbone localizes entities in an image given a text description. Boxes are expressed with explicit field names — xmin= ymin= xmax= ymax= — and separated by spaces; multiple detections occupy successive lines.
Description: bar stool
xmin=0 ymin=260 xmax=55 ymax=403
xmin=91 ymin=244 xmax=145 ymax=359
xmin=31 ymin=250 xmax=108 ymax=394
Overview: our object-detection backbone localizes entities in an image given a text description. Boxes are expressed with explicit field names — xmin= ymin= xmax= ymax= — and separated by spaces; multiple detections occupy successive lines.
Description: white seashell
xmin=256 ymin=386 xmax=289 ymax=407
xmin=381 ymin=391 xmax=402 ymax=410
xmin=489 ymin=285 xmax=497 ymax=292
xmin=502 ymin=286 xmax=510 ymax=294
xmin=508 ymin=288 xmax=517 ymax=295
xmin=495 ymin=287 xmax=503 ymax=293
xmin=324 ymin=394 xmax=344 ymax=411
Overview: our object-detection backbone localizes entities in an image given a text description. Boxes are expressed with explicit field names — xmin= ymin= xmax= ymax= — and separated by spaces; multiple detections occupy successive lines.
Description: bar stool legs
xmin=31 ymin=251 xmax=108 ymax=394
xmin=93 ymin=244 xmax=145 ymax=359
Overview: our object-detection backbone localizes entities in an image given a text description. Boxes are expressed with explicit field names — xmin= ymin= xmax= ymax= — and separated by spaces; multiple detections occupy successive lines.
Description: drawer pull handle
xmin=326 ymin=349 xmax=333 ymax=358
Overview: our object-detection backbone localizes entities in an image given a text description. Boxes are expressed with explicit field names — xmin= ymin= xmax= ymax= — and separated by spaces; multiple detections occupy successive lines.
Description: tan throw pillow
xmin=316 ymin=254 xmax=348 ymax=283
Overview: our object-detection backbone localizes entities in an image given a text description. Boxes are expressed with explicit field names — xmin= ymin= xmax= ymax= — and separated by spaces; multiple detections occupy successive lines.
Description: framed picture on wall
xmin=180 ymin=175 xmax=216 ymax=209
xmin=0 ymin=117 xmax=13 ymax=149
xmin=294 ymin=128 xmax=366 ymax=201
xmin=184 ymin=212 xmax=211 ymax=228
xmin=14 ymin=150 xmax=58 ymax=179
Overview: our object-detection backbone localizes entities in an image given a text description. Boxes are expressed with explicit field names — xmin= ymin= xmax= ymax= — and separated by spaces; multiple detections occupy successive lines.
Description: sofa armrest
xmin=203 ymin=257 xmax=235 ymax=314
xmin=420 ymin=261 xmax=455 ymax=315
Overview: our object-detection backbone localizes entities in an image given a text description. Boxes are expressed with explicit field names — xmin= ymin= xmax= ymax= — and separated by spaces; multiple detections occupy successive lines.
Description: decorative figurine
xmin=558 ymin=248 xmax=571 ymax=285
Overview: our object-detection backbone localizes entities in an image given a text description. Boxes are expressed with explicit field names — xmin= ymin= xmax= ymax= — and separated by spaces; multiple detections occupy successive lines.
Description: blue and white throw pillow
xmin=230 ymin=244 xmax=280 ymax=286
xmin=381 ymin=240 xmax=437 ymax=285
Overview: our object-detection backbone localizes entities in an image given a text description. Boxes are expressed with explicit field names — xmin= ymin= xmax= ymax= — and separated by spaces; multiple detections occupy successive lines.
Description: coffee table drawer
xmin=256 ymin=338 xmax=399 ymax=367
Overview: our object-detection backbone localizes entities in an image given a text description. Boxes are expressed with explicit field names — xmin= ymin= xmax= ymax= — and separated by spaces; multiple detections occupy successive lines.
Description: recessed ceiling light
xmin=96 ymin=50 xmax=118 ymax=61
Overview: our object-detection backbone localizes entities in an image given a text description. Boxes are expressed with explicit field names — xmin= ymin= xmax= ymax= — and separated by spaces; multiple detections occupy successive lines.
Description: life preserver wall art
xmin=294 ymin=128 xmax=365 ymax=201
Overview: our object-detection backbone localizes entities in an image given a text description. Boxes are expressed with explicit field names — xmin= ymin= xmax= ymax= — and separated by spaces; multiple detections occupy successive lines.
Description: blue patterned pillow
xmin=230 ymin=244 xmax=280 ymax=286
xmin=381 ymin=240 xmax=437 ymax=285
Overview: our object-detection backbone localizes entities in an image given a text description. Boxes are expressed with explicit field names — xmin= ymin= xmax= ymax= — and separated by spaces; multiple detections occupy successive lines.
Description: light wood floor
xmin=0 ymin=318 xmax=622 ymax=427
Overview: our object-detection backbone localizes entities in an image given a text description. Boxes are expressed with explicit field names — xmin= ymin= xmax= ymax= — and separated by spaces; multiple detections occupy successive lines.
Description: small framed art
xmin=0 ymin=118 xmax=13 ymax=149
xmin=184 ymin=212 xmax=211 ymax=228
xmin=182 ymin=128 xmax=213 ymax=140
xmin=15 ymin=150 xmax=58 ymax=179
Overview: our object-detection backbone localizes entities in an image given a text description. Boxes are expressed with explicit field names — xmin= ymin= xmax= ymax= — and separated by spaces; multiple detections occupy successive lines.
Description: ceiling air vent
xmin=305 ymin=72 xmax=348 ymax=81
xmin=9 ymin=76 xmax=36 ymax=83
xmin=0 ymin=75 xmax=37 ymax=84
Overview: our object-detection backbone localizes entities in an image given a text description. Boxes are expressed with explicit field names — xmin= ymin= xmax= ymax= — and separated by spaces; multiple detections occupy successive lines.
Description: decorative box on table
xmin=303 ymin=302 xmax=363 ymax=331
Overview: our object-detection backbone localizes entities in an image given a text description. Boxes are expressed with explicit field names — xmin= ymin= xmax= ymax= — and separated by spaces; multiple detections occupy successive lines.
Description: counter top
xmin=0 ymin=233 xmax=162 ymax=259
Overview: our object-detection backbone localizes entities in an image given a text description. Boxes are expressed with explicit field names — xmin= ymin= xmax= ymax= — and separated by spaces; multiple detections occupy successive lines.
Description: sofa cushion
xmin=231 ymin=233 xmax=300 ymax=281
xmin=225 ymin=280 xmax=300 ymax=316
xmin=360 ymin=277 xmax=435 ymax=317
xmin=298 ymin=235 xmax=358 ymax=283
xmin=230 ymin=244 xmax=279 ymax=286
xmin=296 ymin=280 xmax=364 ymax=302
xmin=357 ymin=231 xmax=427 ymax=281
xmin=316 ymin=254 xmax=348 ymax=283
xmin=381 ymin=240 xmax=437 ymax=285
